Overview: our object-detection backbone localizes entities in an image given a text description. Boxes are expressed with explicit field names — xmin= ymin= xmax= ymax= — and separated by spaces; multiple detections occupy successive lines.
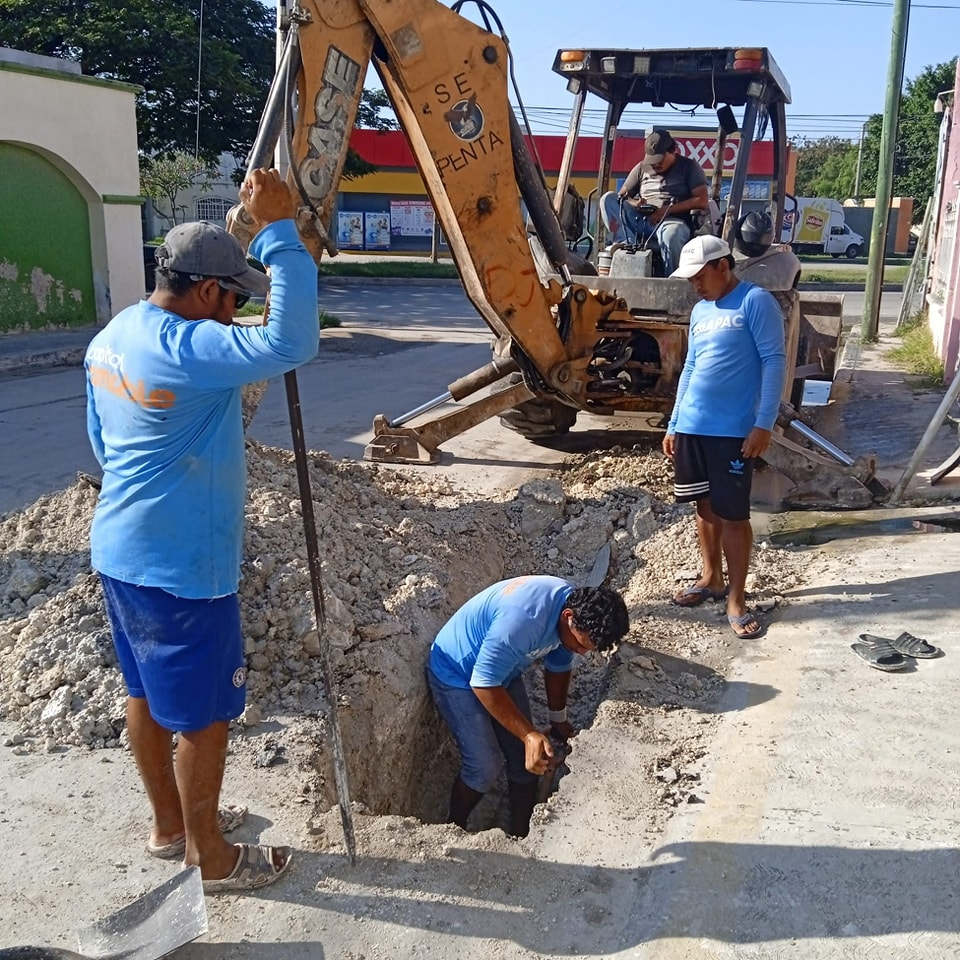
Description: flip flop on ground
xmin=851 ymin=636 xmax=909 ymax=672
xmin=890 ymin=631 xmax=942 ymax=659
xmin=672 ymin=584 xmax=727 ymax=607
xmin=146 ymin=803 xmax=249 ymax=860
xmin=728 ymin=612 xmax=762 ymax=638
xmin=202 ymin=843 xmax=293 ymax=894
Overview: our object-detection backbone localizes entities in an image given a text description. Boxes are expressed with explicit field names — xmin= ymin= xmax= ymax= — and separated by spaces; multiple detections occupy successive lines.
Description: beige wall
xmin=1 ymin=58 xmax=144 ymax=322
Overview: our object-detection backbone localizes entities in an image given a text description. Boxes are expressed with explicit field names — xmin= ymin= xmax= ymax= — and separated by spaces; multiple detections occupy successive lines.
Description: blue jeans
xmin=427 ymin=669 xmax=538 ymax=791
xmin=600 ymin=191 xmax=692 ymax=275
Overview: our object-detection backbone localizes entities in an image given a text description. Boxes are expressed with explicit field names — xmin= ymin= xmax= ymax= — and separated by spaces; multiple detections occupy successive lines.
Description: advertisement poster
xmin=719 ymin=179 xmax=771 ymax=202
xmin=390 ymin=199 xmax=435 ymax=237
xmin=337 ymin=212 xmax=364 ymax=250
xmin=364 ymin=212 xmax=392 ymax=250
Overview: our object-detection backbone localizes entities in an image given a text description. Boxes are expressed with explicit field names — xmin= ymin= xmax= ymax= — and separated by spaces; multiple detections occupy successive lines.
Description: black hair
xmin=566 ymin=586 xmax=629 ymax=651
xmin=153 ymin=267 xmax=201 ymax=297
xmin=706 ymin=255 xmax=736 ymax=271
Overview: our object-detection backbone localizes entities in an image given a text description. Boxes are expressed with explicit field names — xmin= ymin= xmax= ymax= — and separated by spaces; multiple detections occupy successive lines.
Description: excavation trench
xmin=0 ymin=441 xmax=809 ymax=836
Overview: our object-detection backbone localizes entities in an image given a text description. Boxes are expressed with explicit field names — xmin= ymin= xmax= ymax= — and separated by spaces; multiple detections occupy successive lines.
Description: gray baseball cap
xmin=641 ymin=128 xmax=677 ymax=168
xmin=155 ymin=221 xmax=270 ymax=298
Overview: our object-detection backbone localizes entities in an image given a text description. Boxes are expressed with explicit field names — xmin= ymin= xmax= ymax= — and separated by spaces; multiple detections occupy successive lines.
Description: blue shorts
xmin=426 ymin=668 xmax=537 ymax=792
xmin=99 ymin=574 xmax=246 ymax=733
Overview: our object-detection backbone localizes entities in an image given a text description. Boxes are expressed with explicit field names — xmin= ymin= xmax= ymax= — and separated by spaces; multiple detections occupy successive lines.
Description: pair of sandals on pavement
xmin=850 ymin=632 xmax=942 ymax=672
xmin=671 ymin=583 xmax=763 ymax=639
xmin=146 ymin=802 xmax=292 ymax=893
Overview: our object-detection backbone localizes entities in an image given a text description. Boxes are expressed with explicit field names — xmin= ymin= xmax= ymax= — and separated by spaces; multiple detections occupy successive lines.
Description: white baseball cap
xmin=670 ymin=235 xmax=732 ymax=279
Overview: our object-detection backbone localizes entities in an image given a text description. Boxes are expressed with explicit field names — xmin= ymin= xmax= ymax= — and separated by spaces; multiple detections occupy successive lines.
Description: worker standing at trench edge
xmin=427 ymin=576 xmax=630 ymax=837
xmin=663 ymin=233 xmax=787 ymax=639
xmin=84 ymin=169 xmax=318 ymax=894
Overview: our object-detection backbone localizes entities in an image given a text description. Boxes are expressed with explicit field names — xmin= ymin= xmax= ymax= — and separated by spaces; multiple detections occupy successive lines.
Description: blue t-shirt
xmin=668 ymin=281 xmax=786 ymax=438
xmin=85 ymin=219 xmax=319 ymax=599
xmin=428 ymin=576 xmax=577 ymax=689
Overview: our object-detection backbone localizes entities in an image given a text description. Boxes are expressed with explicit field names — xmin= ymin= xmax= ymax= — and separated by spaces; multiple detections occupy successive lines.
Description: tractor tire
xmin=493 ymin=373 xmax=579 ymax=439
xmin=845 ymin=244 xmax=861 ymax=259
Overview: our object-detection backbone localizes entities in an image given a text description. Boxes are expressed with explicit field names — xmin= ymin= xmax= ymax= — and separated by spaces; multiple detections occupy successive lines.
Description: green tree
xmin=0 ymin=0 xmax=274 ymax=161
xmin=792 ymin=136 xmax=859 ymax=200
xmin=858 ymin=59 xmax=958 ymax=218
xmin=140 ymin=150 xmax=218 ymax=226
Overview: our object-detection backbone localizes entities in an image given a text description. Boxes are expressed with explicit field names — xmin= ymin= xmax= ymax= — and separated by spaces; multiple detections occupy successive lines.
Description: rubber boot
xmin=448 ymin=776 xmax=483 ymax=830
xmin=507 ymin=779 xmax=539 ymax=838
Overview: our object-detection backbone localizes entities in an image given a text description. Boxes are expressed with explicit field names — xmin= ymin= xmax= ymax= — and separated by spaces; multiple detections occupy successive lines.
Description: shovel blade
xmin=581 ymin=543 xmax=612 ymax=588
xmin=76 ymin=866 xmax=207 ymax=960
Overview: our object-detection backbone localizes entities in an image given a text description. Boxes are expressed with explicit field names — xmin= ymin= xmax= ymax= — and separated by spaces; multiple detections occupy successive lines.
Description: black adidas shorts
xmin=673 ymin=433 xmax=754 ymax=521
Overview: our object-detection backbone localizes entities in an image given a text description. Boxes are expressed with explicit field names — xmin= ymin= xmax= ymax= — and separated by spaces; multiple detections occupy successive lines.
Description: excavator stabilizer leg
xmin=364 ymin=382 xmax=534 ymax=463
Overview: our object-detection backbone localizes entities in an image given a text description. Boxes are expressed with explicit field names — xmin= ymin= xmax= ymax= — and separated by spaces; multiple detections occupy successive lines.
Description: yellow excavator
xmin=229 ymin=0 xmax=884 ymax=509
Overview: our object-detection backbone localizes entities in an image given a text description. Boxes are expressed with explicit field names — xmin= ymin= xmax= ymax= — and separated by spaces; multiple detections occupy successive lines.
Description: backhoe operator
xmin=600 ymin=128 xmax=709 ymax=275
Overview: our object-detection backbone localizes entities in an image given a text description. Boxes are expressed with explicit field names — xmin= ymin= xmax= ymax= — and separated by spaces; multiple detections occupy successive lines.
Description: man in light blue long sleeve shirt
xmin=662 ymin=235 xmax=786 ymax=639
xmin=85 ymin=168 xmax=316 ymax=894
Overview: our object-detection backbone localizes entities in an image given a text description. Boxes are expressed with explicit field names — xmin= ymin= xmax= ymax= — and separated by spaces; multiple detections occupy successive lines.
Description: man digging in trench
xmin=84 ymin=169 xmax=318 ymax=893
xmin=427 ymin=576 xmax=629 ymax=837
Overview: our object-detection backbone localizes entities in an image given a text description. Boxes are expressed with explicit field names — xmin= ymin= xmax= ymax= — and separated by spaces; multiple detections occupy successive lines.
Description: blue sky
xmin=475 ymin=0 xmax=958 ymax=141
xmin=263 ymin=1 xmax=958 ymax=142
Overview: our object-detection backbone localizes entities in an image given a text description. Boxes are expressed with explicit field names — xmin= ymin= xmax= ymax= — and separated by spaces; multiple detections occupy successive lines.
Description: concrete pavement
xmin=3 ymin=286 xmax=960 ymax=955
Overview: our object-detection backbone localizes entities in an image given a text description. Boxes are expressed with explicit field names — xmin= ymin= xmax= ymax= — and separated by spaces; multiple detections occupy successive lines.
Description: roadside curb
xmin=0 ymin=347 xmax=88 ymax=378
xmin=319 ymin=275 xmax=461 ymax=287
xmin=317 ymin=276 xmax=899 ymax=293
xmin=797 ymin=282 xmax=902 ymax=292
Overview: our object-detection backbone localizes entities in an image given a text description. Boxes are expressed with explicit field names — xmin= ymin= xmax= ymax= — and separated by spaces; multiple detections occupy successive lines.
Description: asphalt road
xmin=0 ymin=284 xmax=903 ymax=517
xmin=0 ymin=283 xmax=575 ymax=515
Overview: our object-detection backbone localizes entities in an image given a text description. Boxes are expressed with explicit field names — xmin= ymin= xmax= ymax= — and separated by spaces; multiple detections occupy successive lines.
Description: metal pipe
xmin=889 ymin=368 xmax=960 ymax=504
xmin=247 ymin=27 xmax=301 ymax=172
xmin=388 ymin=392 xmax=454 ymax=428
xmin=387 ymin=357 xmax=520 ymax=427
xmin=282 ymin=369 xmax=355 ymax=864
xmin=786 ymin=419 xmax=855 ymax=466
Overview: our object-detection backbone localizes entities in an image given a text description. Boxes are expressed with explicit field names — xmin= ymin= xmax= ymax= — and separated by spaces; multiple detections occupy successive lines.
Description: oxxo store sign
xmin=669 ymin=131 xmax=773 ymax=202
xmin=673 ymin=133 xmax=742 ymax=172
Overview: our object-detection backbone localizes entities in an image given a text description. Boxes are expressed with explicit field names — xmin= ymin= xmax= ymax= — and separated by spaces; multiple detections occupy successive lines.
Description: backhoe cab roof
xmin=552 ymin=47 xmax=790 ymax=108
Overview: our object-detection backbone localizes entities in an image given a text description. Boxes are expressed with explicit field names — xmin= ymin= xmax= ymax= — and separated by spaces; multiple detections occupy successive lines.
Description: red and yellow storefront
xmin=337 ymin=127 xmax=790 ymax=252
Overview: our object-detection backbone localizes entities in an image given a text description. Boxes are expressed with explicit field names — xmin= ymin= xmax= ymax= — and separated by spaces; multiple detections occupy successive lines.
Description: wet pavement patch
xmin=768 ymin=511 xmax=960 ymax=546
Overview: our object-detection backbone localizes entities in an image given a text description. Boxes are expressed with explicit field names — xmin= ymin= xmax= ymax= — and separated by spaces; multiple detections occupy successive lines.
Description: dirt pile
xmin=0 ymin=441 xmax=809 ymax=824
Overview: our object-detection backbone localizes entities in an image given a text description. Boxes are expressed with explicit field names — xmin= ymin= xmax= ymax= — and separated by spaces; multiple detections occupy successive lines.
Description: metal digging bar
xmin=243 ymin=23 xmax=357 ymax=863
xmin=283 ymin=370 xmax=356 ymax=864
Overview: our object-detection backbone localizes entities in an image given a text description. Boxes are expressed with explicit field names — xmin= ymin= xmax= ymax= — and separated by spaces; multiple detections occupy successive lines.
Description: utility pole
xmin=853 ymin=120 xmax=867 ymax=204
xmin=861 ymin=0 xmax=911 ymax=342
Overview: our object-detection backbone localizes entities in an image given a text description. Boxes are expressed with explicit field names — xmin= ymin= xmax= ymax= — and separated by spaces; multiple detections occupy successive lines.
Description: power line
xmin=727 ymin=0 xmax=960 ymax=7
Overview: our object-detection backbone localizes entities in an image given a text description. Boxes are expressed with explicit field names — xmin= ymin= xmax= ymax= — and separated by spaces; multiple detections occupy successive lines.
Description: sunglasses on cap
xmin=189 ymin=275 xmax=251 ymax=310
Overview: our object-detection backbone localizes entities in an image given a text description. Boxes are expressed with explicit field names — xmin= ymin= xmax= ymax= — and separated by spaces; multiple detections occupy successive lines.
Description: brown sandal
xmin=202 ymin=843 xmax=293 ymax=894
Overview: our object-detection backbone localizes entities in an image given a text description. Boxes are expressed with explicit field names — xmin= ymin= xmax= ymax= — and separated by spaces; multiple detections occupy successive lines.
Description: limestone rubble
xmin=0 ymin=441 xmax=808 ymax=820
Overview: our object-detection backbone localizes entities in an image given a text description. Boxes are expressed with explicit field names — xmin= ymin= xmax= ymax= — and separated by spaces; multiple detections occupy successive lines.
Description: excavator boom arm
xmin=235 ymin=0 xmax=570 ymax=378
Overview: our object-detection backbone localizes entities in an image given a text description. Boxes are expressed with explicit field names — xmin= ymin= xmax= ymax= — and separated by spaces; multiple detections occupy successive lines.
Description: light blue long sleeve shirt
xmin=429 ymin=576 xmax=576 ymax=690
xmin=85 ymin=219 xmax=318 ymax=598
xmin=668 ymin=281 xmax=786 ymax=438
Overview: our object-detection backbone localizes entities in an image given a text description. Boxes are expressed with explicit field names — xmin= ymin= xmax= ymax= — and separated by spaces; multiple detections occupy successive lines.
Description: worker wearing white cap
xmin=663 ymin=235 xmax=786 ymax=639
